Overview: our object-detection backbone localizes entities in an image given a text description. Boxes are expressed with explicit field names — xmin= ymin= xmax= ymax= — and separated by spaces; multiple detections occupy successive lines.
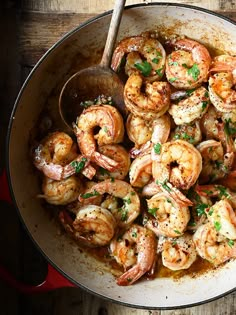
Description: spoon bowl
xmin=59 ymin=0 xmax=126 ymax=129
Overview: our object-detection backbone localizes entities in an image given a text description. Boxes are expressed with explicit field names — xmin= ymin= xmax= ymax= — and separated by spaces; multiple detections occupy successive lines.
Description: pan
xmin=6 ymin=3 xmax=236 ymax=309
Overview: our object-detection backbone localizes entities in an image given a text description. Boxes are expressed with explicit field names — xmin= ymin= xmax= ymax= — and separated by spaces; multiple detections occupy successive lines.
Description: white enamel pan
xmin=6 ymin=3 xmax=236 ymax=309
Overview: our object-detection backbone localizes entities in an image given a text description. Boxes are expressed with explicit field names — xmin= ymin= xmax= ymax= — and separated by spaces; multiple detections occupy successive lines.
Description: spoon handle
xmin=100 ymin=0 xmax=126 ymax=68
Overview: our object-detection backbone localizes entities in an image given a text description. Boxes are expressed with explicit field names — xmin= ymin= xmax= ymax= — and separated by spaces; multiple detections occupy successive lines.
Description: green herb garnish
xmin=134 ymin=61 xmax=152 ymax=77
xmin=196 ymin=203 xmax=208 ymax=216
xmin=81 ymin=190 xmax=100 ymax=199
xmin=71 ymin=157 xmax=87 ymax=173
xmin=154 ymin=143 xmax=162 ymax=154
xmin=186 ymin=63 xmax=200 ymax=81
xmin=214 ymin=221 xmax=221 ymax=231
xmin=148 ymin=207 xmax=159 ymax=217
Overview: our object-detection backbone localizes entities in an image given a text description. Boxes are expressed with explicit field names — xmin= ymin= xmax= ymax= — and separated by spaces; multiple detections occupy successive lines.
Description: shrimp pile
xmin=32 ymin=32 xmax=236 ymax=286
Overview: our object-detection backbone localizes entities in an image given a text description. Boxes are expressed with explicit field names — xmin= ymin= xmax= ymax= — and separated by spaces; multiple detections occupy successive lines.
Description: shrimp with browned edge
xmin=129 ymin=153 xmax=152 ymax=188
xmin=74 ymin=104 xmax=124 ymax=172
xmin=79 ymin=179 xmax=140 ymax=227
xmin=158 ymin=233 xmax=197 ymax=270
xmin=172 ymin=120 xmax=202 ymax=146
xmin=168 ymin=86 xmax=210 ymax=125
xmin=129 ymin=114 xmax=171 ymax=158
xmin=144 ymin=191 xmax=190 ymax=237
xmin=59 ymin=205 xmax=116 ymax=247
xmin=110 ymin=224 xmax=157 ymax=285
xmin=111 ymin=35 xmax=166 ymax=81
xmin=38 ymin=176 xmax=82 ymax=205
xmin=193 ymin=222 xmax=236 ymax=266
xmin=165 ymin=37 xmax=211 ymax=89
xmin=197 ymin=140 xmax=234 ymax=183
xmin=124 ymin=73 xmax=171 ymax=120
xmin=209 ymin=55 xmax=236 ymax=112
xmin=97 ymin=144 xmax=130 ymax=180
xmin=33 ymin=131 xmax=95 ymax=180
xmin=152 ymin=140 xmax=202 ymax=190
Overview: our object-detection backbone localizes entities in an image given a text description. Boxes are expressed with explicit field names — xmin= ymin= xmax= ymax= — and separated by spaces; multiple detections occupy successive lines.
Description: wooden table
xmin=1 ymin=0 xmax=236 ymax=314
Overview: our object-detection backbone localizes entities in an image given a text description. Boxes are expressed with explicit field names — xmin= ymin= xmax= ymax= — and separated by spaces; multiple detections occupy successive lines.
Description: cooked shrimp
xmin=126 ymin=113 xmax=154 ymax=148
xmin=110 ymin=224 xmax=157 ymax=285
xmin=208 ymin=55 xmax=236 ymax=112
xmin=193 ymin=222 xmax=236 ymax=266
xmin=206 ymin=199 xmax=236 ymax=240
xmin=129 ymin=153 xmax=152 ymax=188
xmin=142 ymin=180 xmax=193 ymax=207
xmin=172 ymin=120 xmax=202 ymax=145
xmin=38 ymin=176 xmax=81 ymax=205
xmin=96 ymin=144 xmax=130 ymax=180
xmin=200 ymin=105 xmax=222 ymax=140
xmin=60 ymin=205 xmax=116 ymax=247
xmin=210 ymin=55 xmax=236 ymax=76
xmin=79 ymin=179 xmax=140 ymax=227
xmin=33 ymin=131 xmax=95 ymax=180
xmin=145 ymin=191 xmax=190 ymax=237
xmin=111 ymin=36 xmax=166 ymax=81
xmin=74 ymin=105 xmax=124 ymax=172
xmin=168 ymin=86 xmax=210 ymax=125
xmin=197 ymin=140 xmax=233 ymax=183
xmin=158 ymin=234 xmax=197 ymax=270
xmin=209 ymin=72 xmax=236 ymax=112
xmin=124 ymin=73 xmax=171 ymax=120
xmin=152 ymin=140 xmax=202 ymax=190
xmin=165 ymin=37 xmax=211 ymax=89
xmin=129 ymin=114 xmax=171 ymax=158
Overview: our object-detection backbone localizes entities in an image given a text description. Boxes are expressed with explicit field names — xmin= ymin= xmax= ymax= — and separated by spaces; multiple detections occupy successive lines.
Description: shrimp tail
xmin=93 ymin=151 xmax=119 ymax=172
xmin=116 ymin=265 xmax=145 ymax=286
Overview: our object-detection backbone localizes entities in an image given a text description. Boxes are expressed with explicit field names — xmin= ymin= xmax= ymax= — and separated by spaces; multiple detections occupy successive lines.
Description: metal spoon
xmin=59 ymin=0 xmax=126 ymax=129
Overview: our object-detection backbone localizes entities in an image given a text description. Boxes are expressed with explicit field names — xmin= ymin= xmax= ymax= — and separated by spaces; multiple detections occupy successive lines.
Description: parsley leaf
xmin=134 ymin=61 xmax=152 ymax=77
xmin=214 ymin=221 xmax=221 ymax=231
xmin=196 ymin=203 xmax=208 ymax=216
xmin=71 ymin=157 xmax=87 ymax=173
xmin=154 ymin=143 xmax=162 ymax=154
xmin=81 ymin=190 xmax=100 ymax=199
xmin=187 ymin=63 xmax=200 ymax=81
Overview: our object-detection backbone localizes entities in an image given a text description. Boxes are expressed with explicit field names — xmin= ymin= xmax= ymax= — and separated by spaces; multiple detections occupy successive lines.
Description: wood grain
xmin=4 ymin=0 xmax=236 ymax=314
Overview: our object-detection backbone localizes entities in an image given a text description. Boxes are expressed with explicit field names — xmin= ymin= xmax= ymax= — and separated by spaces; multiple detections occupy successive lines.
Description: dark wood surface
xmin=1 ymin=0 xmax=236 ymax=314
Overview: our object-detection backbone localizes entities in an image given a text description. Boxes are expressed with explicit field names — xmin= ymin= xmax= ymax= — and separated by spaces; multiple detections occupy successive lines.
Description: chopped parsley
xmin=169 ymin=77 xmax=178 ymax=83
xmin=201 ymin=101 xmax=208 ymax=111
xmin=156 ymin=179 xmax=172 ymax=192
xmin=196 ymin=203 xmax=208 ymax=216
xmin=174 ymin=229 xmax=181 ymax=235
xmin=99 ymin=167 xmax=110 ymax=176
xmin=71 ymin=157 xmax=87 ymax=173
xmin=154 ymin=143 xmax=162 ymax=154
xmin=134 ymin=60 xmax=152 ymax=77
xmin=217 ymin=186 xmax=230 ymax=199
xmin=214 ymin=221 xmax=221 ymax=231
xmin=123 ymin=197 xmax=131 ymax=205
xmin=228 ymin=239 xmax=235 ymax=248
xmin=224 ymin=118 xmax=236 ymax=136
xmin=155 ymin=66 xmax=164 ymax=76
xmin=148 ymin=207 xmax=158 ymax=217
xmin=184 ymin=63 xmax=200 ymax=81
xmin=186 ymin=88 xmax=196 ymax=96
xmin=81 ymin=190 xmax=100 ymax=199
xmin=208 ymin=207 xmax=214 ymax=216
xmin=121 ymin=209 xmax=128 ymax=222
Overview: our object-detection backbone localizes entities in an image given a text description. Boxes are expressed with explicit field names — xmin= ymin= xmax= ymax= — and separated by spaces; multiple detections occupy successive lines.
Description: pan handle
xmin=0 ymin=170 xmax=75 ymax=293
xmin=0 ymin=263 xmax=75 ymax=294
